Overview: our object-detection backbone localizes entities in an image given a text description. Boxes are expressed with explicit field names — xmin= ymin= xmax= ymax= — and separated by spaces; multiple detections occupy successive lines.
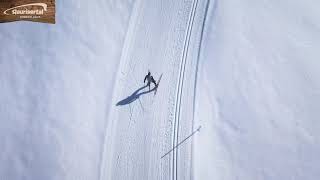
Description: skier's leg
xmin=152 ymin=79 xmax=157 ymax=88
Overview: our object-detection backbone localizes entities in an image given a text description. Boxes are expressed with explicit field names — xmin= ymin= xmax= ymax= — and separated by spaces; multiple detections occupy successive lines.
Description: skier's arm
xmin=144 ymin=75 xmax=147 ymax=83
xmin=151 ymin=77 xmax=157 ymax=85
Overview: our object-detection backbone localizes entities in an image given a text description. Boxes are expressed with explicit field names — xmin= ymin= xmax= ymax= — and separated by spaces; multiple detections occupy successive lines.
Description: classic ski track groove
xmin=99 ymin=0 xmax=204 ymax=179
xmin=190 ymin=0 xmax=211 ymax=178
xmin=172 ymin=0 xmax=199 ymax=180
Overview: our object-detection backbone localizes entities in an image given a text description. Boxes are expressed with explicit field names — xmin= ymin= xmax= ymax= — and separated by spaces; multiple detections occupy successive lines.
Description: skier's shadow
xmin=116 ymin=85 xmax=156 ymax=106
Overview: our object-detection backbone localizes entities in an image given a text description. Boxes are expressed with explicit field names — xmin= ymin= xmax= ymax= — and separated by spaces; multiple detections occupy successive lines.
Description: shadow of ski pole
xmin=161 ymin=126 xmax=201 ymax=159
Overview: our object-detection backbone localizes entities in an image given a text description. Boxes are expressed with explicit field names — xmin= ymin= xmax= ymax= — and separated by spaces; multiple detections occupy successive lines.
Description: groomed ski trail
xmin=99 ymin=0 xmax=210 ymax=179
xmin=172 ymin=0 xmax=199 ymax=179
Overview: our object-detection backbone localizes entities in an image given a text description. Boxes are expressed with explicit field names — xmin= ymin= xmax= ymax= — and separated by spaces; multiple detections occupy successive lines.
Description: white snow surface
xmin=194 ymin=0 xmax=320 ymax=180
xmin=0 ymin=0 xmax=135 ymax=179
xmin=1 ymin=0 xmax=320 ymax=180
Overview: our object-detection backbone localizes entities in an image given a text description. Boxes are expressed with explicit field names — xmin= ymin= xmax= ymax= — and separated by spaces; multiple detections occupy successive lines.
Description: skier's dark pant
xmin=147 ymin=80 xmax=157 ymax=90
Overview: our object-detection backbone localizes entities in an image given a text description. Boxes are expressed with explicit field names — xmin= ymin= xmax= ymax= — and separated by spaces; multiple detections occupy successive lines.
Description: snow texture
xmin=194 ymin=0 xmax=320 ymax=180
xmin=0 ymin=0 xmax=134 ymax=179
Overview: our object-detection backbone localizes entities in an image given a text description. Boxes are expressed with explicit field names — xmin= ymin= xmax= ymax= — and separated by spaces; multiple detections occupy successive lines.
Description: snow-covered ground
xmin=0 ymin=0 xmax=135 ymax=179
xmin=194 ymin=0 xmax=320 ymax=179
xmin=99 ymin=0 xmax=209 ymax=179
xmin=1 ymin=0 xmax=320 ymax=180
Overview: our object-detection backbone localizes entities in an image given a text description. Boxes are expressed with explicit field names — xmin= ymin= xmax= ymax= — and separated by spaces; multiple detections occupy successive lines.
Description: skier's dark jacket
xmin=144 ymin=72 xmax=156 ymax=85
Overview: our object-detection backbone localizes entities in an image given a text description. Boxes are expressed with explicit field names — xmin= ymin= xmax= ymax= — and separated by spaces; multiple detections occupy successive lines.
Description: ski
xmin=154 ymin=73 xmax=163 ymax=95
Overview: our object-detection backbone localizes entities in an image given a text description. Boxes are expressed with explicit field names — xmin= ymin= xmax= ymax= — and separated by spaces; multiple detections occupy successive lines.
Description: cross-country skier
xmin=144 ymin=71 xmax=157 ymax=90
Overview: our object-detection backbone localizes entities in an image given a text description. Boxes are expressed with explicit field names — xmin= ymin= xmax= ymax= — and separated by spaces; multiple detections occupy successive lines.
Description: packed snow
xmin=0 ymin=0 xmax=319 ymax=180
